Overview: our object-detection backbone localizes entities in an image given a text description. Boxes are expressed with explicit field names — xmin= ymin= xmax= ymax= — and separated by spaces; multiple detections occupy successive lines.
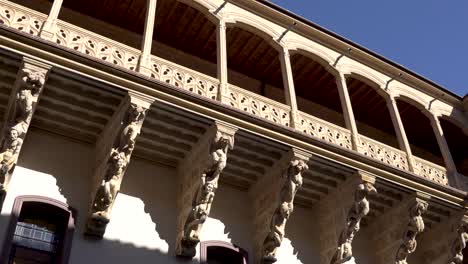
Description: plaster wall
xmin=0 ymin=129 xmax=326 ymax=264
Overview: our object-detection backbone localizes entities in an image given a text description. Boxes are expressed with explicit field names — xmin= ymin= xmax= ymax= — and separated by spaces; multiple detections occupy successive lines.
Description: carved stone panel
xmin=262 ymin=158 xmax=309 ymax=263
xmin=395 ymin=199 xmax=428 ymax=264
xmin=330 ymin=181 xmax=377 ymax=264
xmin=449 ymin=216 xmax=468 ymax=264
xmin=176 ymin=122 xmax=237 ymax=258
xmin=0 ymin=58 xmax=50 ymax=199
xmin=85 ymin=101 xmax=148 ymax=237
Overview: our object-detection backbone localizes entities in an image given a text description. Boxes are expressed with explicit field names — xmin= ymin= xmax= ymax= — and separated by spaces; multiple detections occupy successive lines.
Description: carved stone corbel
xmin=395 ymin=198 xmax=428 ymax=264
xmin=176 ymin=121 xmax=237 ymax=258
xmin=0 ymin=58 xmax=50 ymax=200
xmin=449 ymin=216 xmax=468 ymax=264
xmin=84 ymin=94 xmax=151 ymax=237
xmin=330 ymin=174 xmax=377 ymax=264
xmin=258 ymin=149 xmax=311 ymax=264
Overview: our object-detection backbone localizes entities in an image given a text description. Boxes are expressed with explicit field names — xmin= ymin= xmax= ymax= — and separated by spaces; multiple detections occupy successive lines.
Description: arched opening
xmin=225 ymin=24 xmax=285 ymax=103
xmin=396 ymin=98 xmax=444 ymax=166
xmin=53 ymin=0 xmax=146 ymax=49
xmin=346 ymin=75 xmax=399 ymax=148
xmin=200 ymin=241 xmax=248 ymax=264
xmin=2 ymin=196 xmax=75 ymax=264
xmin=290 ymin=51 xmax=345 ymax=127
xmin=153 ymin=0 xmax=217 ymax=78
xmin=439 ymin=117 xmax=468 ymax=176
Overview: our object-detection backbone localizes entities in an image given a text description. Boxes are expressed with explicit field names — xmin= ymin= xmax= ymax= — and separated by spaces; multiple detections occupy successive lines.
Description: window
xmin=200 ymin=241 xmax=248 ymax=264
xmin=1 ymin=196 xmax=75 ymax=264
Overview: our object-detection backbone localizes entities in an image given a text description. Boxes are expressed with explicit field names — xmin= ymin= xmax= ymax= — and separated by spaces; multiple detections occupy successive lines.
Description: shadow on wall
xmin=0 ymin=213 xmax=199 ymax=264
xmin=77 ymin=237 xmax=200 ymax=264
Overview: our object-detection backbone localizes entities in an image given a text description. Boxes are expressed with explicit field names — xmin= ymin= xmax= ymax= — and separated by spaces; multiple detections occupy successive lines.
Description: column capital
xmin=128 ymin=90 xmax=155 ymax=109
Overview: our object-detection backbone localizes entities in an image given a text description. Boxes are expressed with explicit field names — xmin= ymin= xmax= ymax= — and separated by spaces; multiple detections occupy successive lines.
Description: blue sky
xmin=269 ymin=0 xmax=468 ymax=97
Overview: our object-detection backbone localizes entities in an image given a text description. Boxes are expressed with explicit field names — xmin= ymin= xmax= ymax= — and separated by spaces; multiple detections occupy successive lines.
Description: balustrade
xmin=0 ymin=0 xmax=459 ymax=188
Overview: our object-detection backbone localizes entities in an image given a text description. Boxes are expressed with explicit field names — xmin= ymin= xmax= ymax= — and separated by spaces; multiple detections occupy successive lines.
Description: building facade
xmin=0 ymin=0 xmax=467 ymax=263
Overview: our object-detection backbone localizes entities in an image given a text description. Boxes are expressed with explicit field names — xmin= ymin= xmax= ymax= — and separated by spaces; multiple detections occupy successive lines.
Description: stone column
xmin=335 ymin=72 xmax=359 ymax=150
xmin=216 ymin=19 xmax=228 ymax=102
xmin=429 ymin=113 xmax=460 ymax=188
xmin=40 ymin=0 xmax=64 ymax=40
xmin=250 ymin=148 xmax=311 ymax=264
xmin=176 ymin=121 xmax=237 ymax=258
xmin=279 ymin=47 xmax=299 ymax=128
xmin=137 ymin=0 xmax=158 ymax=76
xmin=0 ymin=58 xmax=50 ymax=203
xmin=84 ymin=94 xmax=153 ymax=237
xmin=386 ymin=95 xmax=415 ymax=172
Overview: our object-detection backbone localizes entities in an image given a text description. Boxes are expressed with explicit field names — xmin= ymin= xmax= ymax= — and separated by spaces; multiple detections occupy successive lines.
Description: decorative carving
xmin=331 ymin=182 xmax=377 ymax=264
xmin=85 ymin=103 xmax=147 ymax=237
xmin=178 ymin=130 xmax=234 ymax=257
xmin=227 ymin=84 xmax=290 ymax=126
xmin=0 ymin=65 xmax=47 ymax=195
xmin=262 ymin=159 xmax=309 ymax=263
xmin=298 ymin=112 xmax=352 ymax=150
xmin=449 ymin=218 xmax=468 ymax=264
xmin=0 ymin=2 xmax=44 ymax=36
xmin=149 ymin=57 xmax=218 ymax=100
xmin=395 ymin=199 xmax=428 ymax=264
xmin=53 ymin=23 xmax=139 ymax=71
xmin=413 ymin=156 xmax=448 ymax=185
xmin=358 ymin=136 xmax=409 ymax=171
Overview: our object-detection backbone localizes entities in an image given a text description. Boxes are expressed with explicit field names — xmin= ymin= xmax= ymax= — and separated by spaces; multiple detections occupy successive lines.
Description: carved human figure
xmin=262 ymin=159 xmax=309 ymax=263
xmin=86 ymin=103 xmax=147 ymax=236
xmin=449 ymin=220 xmax=468 ymax=264
xmin=395 ymin=200 xmax=428 ymax=264
xmin=331 ymin=182 xmax=377 ymax=264
xmin=0 ymin=128 xmax=23 ymax=193
xmin=0 ymin=65 xmax=46 ymax=197
xmin=179 ymin=131 xmax=233 ymax=257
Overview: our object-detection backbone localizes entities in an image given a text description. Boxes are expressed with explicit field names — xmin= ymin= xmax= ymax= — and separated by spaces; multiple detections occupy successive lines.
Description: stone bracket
xmin=250 ymin=147 xmax=312 ymax=264
xmin=175 ymin=120 xmax=237 ymax=258
xmin=329 ymin=171 xmax=377 ymax=264
xmin=395 ymin=195 xmax=429 ymax=264
xmin=0 ymin=57 xmax=51 ymax=202
xmin=84 ymin=92 xmax=153 ymax=238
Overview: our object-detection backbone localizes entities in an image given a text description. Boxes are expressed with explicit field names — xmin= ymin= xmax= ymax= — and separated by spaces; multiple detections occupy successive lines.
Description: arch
xmin=1 ymin=196 xmax=75 ymax=264
xmin=345 ymin=71 xmax=389 ymax=99
xmin=289 ymin=48 xmax=338 ymax=77
xmin=200 ymin=240 xmax=248 ymax=264
xmin=286 ymin=39 xmax=336 ymax=67
xmin=223 ymin=11 xmax=281 ymax=49
xmin=177 ymin=0 xmax=220 ymax=24
xmin=432 ymin=106 xmax=467 ymax=134
xmin=393 ymin=94 xmax=433 ymax=120
xmin=389 ymin=85 xmax=430 ymax=111
xmin=338 ymin=63 xmax=388 ymax=90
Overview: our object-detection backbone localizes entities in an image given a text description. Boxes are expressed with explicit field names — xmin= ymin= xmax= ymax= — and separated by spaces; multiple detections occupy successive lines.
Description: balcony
xmin=0 ymin=0 xmax=466 ymax=189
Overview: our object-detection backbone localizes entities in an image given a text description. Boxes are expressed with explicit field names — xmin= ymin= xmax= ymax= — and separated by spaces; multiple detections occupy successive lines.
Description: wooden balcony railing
xmin=0 ymin=0 xmax=455 ymax=187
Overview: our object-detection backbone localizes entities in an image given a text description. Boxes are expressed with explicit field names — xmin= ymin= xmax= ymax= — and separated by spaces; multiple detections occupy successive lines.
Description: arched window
xmin=200 ymin=241 xmax=248 ymax=264
xmin=1 ymin=196 xmax=75 ymax=264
